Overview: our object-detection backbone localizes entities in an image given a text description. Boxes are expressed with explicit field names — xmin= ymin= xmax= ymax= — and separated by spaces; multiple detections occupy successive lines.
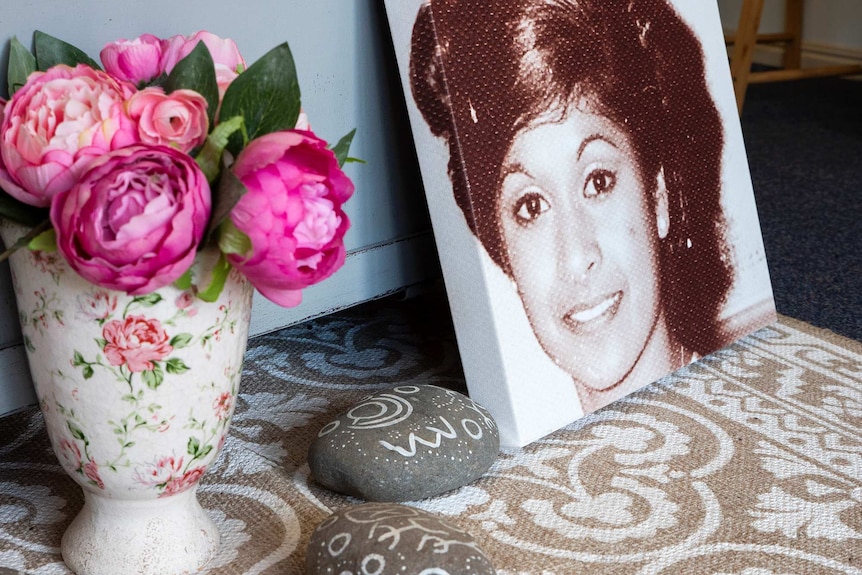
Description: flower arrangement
xmin=0 ymin=30 xmax=357 ymax=306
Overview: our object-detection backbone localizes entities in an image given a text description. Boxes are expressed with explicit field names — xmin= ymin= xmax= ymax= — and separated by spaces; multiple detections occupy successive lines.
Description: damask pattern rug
xmin=1 ymin=291 xmax=861 ymax=575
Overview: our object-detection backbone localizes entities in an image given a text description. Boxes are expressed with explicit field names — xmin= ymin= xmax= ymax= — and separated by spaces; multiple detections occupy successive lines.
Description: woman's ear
xmin=655 ymin=168 xmax=670 ymax=239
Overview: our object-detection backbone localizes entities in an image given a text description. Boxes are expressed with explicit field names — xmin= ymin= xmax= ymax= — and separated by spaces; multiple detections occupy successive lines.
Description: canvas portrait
xmin=384 ymin=0 xmax=776 ymax=446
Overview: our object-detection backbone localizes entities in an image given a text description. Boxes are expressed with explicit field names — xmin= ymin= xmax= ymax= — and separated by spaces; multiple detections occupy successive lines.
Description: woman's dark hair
xmin=409 ymin=0 xmax=734 ymax=354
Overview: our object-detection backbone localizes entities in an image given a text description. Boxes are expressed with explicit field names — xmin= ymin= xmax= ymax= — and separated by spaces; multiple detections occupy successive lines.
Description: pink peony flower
xmin=126 ymin=87 xmax=208 ymax=152
xmin=161 ymin=466 xmax=206 ymax=497
xmin=100 ymin=34 xmax=164 ymax=85
xmin=102 ymin=315 xmax=173 ymax=373
xmin=226 ymin=130 xmax=353 ymax=307
xmin=0 ymin=64 xmax=138 ymax=206
xmin=161 ymin=31 xmax=245 ymax=100
xmin=50 ymin=144 xmax=211 ymax=294
xmin=83 ymin=460 xmax=105 ymax=489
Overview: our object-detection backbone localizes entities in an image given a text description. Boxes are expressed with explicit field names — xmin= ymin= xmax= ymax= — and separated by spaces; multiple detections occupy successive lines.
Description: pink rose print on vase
xmin=76 ymin=290 xmax=119 ymax=323
xmin=162 ymin=467 xmax=206 ymax=498
xmin=175 ymin=291 xmax=198 ymax=317
xmin=59 ymin=438 xmax=83 ymax=472
xmin=213 ymin=392 xmax=233 ymax=421
xmin=103 ymin=315 xmax=173 ymax=373
xmin=83 ymin=460 xmax=105 ymax=490
xmin=134 ymin=455 xmax=184 ymax=488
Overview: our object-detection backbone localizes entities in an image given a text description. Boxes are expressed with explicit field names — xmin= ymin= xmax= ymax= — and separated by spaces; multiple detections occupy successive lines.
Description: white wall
xmin=0 ymin=0 xmax=437 ymax=414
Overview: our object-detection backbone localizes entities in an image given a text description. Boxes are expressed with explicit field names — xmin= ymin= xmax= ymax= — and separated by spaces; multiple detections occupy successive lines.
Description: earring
xmin=657 ymin=214 xmax=669 ymax=239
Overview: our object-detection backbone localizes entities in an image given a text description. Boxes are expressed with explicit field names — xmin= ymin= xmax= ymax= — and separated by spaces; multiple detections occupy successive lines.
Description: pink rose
xmin=161 ymin=31 xmax=245 ymax=99
xmin=100 ymin=34 xmax=163 ymax=85
xmin=226 ymin=130 xmax=353 ymax=307
xmin=161 ymin=466 xmax=206 ymax=497
xmin=59 ymin=438 xmax=83 ymax=471
xmin=76 ymin=290 xmax=118 ymax=322
xmin=134 ymin=455 xmax=183 ymax=487
xmin=83 ymin=460 xmax=105 ymax=489
xmin=102 ymin=315 xmax=173 ymax=372
xmin=50 ymin=144 xmax=211 ymax=294
xmin=213 ymin=392 xmax=233 ymax=420
xmin=126 ymin=87 xmax=208 ymax=152
xmin=175 ymin=290 xmax=195 ymax=309
xmin=0 ymin=65 xmax=138 ymax=207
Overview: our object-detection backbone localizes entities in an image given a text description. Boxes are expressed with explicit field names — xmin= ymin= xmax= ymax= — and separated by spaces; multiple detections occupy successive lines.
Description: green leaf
xmin=169 ymin=333 xmax=193 ymax=349
xmin=173 ymin=269 xmax=193 ymax=291
xmin=198 ymin=445 xmax=213 ymax=459
xmin=344 ymin=157 xmax=366 ymax=165
xmin=165 ymin=358 xmax=190 ymax=374
xmin=135 ymin=293 xmax=163 ymax=307
xmin=195 ymin=115 xmax=245 ymax=183
xmin=34 ymin=30 xmax=100 ymax=71
xmin=220 ymin=42 xmax=301 ymax=155
xmin=187 ymin=437 xmax=201 ymax=456
xmin=163 ymin=42 xmax=219 ymax=129
xmin=27 ymin=228 xmax=56 ymax=252
xmin=68 ymin=421 xmax=86 ymax=441
xmin=217 ymin=219 xmax=252 ymax=257
xmin=95 ymin=338 xmax=108 ymax=349
xmin=330 ymin=129 xmax=357 ymax=168
xmin=142 ymin=364 xmax=164 ymax=389
xmin=72 ymin=351 xmax=85 ymax=366
xmin=8 ymin=37 xmax=37 ymax=96
xmin=0 ymin=195 xmax=49 ymax=228
xmin=206 ymin=170 xmax=248 ymax=243
xmin=82 ymin=366 xmax=94 ymax=380
xmin=196 ymin=252 xmax=232 ymax=303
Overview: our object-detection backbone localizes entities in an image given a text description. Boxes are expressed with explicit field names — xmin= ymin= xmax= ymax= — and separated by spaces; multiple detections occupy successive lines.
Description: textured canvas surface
xmin=0 ymin=293 xmax=860 ymax=574
xmin=383 ymin=0 xmax=776 ymax=445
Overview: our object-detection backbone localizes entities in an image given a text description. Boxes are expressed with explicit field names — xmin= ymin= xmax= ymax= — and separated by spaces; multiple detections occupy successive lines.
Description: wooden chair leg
xmin=783 ymin=0 xmax=804 ymax=69
xmin=731 ymin=0 xmax=765 ymax=114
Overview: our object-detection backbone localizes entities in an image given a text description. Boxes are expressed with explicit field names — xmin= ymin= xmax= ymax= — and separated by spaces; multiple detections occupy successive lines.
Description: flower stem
xmin=0 ymin=219 xmax=52 ymax=263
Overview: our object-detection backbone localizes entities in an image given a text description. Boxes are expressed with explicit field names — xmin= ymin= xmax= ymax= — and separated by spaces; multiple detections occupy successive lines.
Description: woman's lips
xmin=563 ymin=291 xmax=622 ymax=330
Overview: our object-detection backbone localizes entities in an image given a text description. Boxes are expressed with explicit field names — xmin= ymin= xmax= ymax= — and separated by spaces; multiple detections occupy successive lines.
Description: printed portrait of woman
xmin=406 ymin=0 xmax=775 ymax=417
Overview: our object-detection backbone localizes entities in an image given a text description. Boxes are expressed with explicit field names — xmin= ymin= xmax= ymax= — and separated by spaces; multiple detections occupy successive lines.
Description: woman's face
xmin=497 ymin=101 xmax=669 ymax=392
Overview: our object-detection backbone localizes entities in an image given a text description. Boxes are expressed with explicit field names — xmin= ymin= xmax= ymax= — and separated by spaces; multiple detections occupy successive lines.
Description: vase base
xmin=61 ymin=487 xmax=219 ymax=575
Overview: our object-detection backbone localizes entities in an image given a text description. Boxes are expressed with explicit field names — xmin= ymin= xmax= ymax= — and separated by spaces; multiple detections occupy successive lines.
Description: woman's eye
xmin=584 ymin=169 xmax=616 ymax=197
xmin=512 ymin=192 xmax=550 ymax=224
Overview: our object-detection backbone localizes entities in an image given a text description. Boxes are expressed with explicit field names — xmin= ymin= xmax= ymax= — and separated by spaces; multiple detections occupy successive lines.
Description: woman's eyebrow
xmin=499 ymin=162 xmax=533 ymax=179
xmin=577 ymin=133 xmax=618 ymax=160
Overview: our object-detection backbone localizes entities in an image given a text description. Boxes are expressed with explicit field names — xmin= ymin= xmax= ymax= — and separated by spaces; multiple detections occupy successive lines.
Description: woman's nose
xmin=556 ymin=211 xmax=601 ymax=282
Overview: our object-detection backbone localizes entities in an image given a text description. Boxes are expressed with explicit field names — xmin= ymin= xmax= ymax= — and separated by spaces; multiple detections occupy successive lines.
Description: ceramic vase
xmin=1 ymin=222 xmax=254 ymax=575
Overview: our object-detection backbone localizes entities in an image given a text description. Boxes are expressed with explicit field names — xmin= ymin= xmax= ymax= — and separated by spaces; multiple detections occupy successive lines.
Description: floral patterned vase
xmin=1 ymin=222 xmax=254 ymax=575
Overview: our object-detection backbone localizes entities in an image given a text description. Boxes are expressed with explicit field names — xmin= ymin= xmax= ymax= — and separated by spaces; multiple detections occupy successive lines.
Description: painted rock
xmin=309 ymin=384 xmax=499 ymax=501
xmin=306 ymin=502 xmax=496 ymax=575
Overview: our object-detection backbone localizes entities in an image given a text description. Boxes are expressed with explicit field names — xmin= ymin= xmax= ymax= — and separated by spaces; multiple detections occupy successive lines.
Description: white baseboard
xmin=0 ymin=232 xmax=440 ymax=417
xmin=248 ymin=232 xmax=440 ymax=336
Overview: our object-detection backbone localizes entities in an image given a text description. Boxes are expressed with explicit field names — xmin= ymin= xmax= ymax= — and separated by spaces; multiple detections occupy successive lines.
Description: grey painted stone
xmin=306 ymin=502 xmax=496 ymax=575
xmin=309 ymin=385 xmax=499 ymax=501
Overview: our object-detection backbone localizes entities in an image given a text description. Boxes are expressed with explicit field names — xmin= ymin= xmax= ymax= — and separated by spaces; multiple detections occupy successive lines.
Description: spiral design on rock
xmin=346 ymin=394 xmax=414 ymax=429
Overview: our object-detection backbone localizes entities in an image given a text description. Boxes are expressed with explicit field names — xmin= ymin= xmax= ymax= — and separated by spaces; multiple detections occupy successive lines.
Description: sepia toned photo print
xmin=384 ymin=0 xmax=776 ymax=446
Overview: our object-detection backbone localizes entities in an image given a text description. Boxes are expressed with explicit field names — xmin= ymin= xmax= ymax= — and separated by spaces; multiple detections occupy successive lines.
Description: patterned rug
xmin=1 ymin=291 xmax=861 ymax=575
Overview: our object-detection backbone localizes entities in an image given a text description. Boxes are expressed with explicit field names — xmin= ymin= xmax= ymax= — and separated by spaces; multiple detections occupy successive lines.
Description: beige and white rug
xmin=1 ymin=293 xmax=861 ymax=574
